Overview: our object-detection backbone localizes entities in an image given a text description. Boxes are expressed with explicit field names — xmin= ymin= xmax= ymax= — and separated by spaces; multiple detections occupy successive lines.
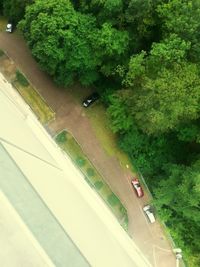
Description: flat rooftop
xmin=0 ymin=142 xmax=89 ymax=267
xmin=0 ymin=190 xmax=54 ymax=267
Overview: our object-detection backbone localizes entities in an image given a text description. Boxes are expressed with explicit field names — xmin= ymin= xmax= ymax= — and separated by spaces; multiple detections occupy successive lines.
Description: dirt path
xmin=0 ymin=32 xmax=176 ymax=267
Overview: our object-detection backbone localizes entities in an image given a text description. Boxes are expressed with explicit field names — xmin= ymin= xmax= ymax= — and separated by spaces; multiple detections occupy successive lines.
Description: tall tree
xmin=3 ymin=0 xmax=33 ymax=24
xmin=0 ymin=0 xmax=4 ymax=15
xmin=157 ymin=0 xmax=200 ymax=61
xmin=19 ymin=0 xmax=100 ymax=85
xmin=147 ymin=34 xmax=190 ymax=73
xmin=154 ymin=160 xmax=200 ymax=265
xmin=19 ymin=0 xmax=129 ymax=86
xmin=110 ymin=61 xmax=200 ymax=135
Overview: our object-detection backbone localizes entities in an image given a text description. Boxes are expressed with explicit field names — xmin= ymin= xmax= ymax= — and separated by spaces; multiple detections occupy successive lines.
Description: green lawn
xmin=85 ymin=104 xmax=135 ymax=172
xmin=13 ymin=70 xmax=55 ymax=124
xmin=55 ymin=130 xmax=128 ymax=230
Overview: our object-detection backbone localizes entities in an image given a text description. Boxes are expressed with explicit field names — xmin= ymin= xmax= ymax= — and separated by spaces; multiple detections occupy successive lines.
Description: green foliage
xmin=84 ymin=176 xmax=94 ymax=188
xmin=135 ymin=63 xmax=200 ymax=134
xmin=157 ymin=0 xmax=200 ymax=40
xmin=107 ymin=193 xmax=120 ymax=206
xmin=97 ymin=23 xmax=129 ymax=77
xmin=0 ymin=49 xmax=4 ymax=57
xmin=16 ymin=70 xmax=29 ymax=87
xmin=118 ymin=125 xmax=187 ymax=178
xmin=122 ymin=213 xmax=128 ymax=231
xmin=153 ymin=161 xmax=200 ymax=265
xmin=76 ymin=156 xmax=86 ymax=167
xmin=119 ymin=204 xmax=126 ymax=215
xmin=86 ymin=167 xmax=95 ymax=177
xmin=0 ymin=2 xmax=3 ymax=15
xmin=176 ymin=121 xmax=200 ymax=143
xmin=123 ymin=51 xmax=146 ymax=87
xmin=55 ymin=130 xmax=128 ymax=230
xmin=107 ymin=92 xmax=133 ymax=133
xmin=97 ymin=23 xmax=129 ymax=57
xmin=94 ymin=180 xmax=103 ymax=190
xmin=126 ymin=0 xmax=157 ymax=33
xmin=19 ymin=0 xmax=129 ymax=86
xmin=19 ymin=0 xmax=98 ymax=85
xmin=3 ymin=0 xmax=33 ymax=24
xmin=147 ymin=34 xmax=191 ymax=73
xmin=74 ymin=0 xmax=124 ymax=26
xmin=56 ymin=131 xmax=67 ymax=143
xmin=157 ymin=0 xmax=200 ymax=61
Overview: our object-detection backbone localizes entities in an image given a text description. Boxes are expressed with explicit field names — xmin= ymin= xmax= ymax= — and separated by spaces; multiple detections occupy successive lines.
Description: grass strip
xmin=84 ymin=105 xmax=134 ymax=171
xmin=55 ymin=130 xmax=128 ymax=230
xmin=0 ymin=16 xmax=7 ymax=32
xmin=13 ymin=71 xmax=55 ymax=124
xmin=16 ymin=70 xmax=29 ymax=87
xmin=0 ymin=49 xmax=4 ymax=57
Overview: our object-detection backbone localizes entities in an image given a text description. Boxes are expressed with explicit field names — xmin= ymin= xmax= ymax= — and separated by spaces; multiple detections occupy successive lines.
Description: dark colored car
xmin=82 ymin=92 xmax=100 ymax=108
xmin=131 ymin=178 xmax=144 ymax=198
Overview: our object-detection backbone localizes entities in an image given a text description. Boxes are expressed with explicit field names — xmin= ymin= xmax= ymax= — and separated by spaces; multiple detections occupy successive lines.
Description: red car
xmin=131 ymin=178 xmax=144 ymax=197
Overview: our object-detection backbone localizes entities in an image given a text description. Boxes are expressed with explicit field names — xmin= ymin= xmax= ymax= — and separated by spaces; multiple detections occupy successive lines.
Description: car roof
xmin=146 ymin=211 xmax=155 ymax=223
xmin=131 ymin=178 xmax=139 ymax=184
xmin=143 ymin=205 xmax=150 ymax=211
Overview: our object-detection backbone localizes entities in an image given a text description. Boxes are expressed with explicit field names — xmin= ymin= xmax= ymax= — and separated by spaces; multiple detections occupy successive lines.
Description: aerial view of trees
xmin=2 ymin=0 xmax=200 ymax=265
xmin=1 ymin=0 xmax=33 ymax=24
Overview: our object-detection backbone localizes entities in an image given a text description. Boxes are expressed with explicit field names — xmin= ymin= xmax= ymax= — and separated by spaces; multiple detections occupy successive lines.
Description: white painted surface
xmin=0 ymin=191 xmax=55 ymax=267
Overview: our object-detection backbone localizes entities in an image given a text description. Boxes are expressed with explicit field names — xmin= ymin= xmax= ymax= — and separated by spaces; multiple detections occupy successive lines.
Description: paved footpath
xmin=0 ymin=32 xmax=176 ymax=267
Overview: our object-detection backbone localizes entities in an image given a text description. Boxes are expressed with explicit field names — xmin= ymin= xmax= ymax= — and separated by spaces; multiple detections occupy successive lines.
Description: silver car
xmin=143 ymin=205 xmax=155 ymax=223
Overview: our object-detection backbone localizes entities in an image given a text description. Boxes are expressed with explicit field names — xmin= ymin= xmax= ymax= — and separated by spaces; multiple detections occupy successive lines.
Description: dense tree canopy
xmin=9 ymin=0 xmax=200 ymax=265
xmin=1 ymin=0 xmax=32 ymax=24
xmin=19 ymin=0 xmax=129 ymax=85
xmin=154 ymin=160 xmax=200 ymax=265
xmin=125 ymin=62 xmax=200 ymax=135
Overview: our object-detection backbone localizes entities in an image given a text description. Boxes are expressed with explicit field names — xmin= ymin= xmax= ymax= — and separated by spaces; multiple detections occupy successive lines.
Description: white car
xmin=6 ymin=23 xmax=13 ymax=33
xmin=143 ymin=205 xmax=155 ymax=223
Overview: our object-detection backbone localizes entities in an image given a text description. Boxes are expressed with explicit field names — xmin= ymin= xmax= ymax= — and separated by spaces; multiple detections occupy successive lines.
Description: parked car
xmin=143 ymin=205 xmax=155 ymax=223
xmin=82 ymin=92 xmax=100 ymax=108
xmin=6 ymin=22 xmax=13 ymax=33
xmin=131 ymin=178 xmax=144 ymax=197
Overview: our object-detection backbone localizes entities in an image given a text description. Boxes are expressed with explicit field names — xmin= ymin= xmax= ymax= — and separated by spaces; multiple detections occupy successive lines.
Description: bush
xmin=86 ymin=167 xmax=95 ymax=177
xmin=0 ymin=49 xmax=4 ymax=57
xmin=107 ymin=193 xmax=120 ymax=206
xmin=76 ymin=156 xmax=86 ymax=167
xmin=16 ymin=70 xmax=29 ymax=87
xmin=84 ymin=176 xmax=94 ymax=188
xmin=94 ymin=181 xmax=103 ymax=190
xmin=56 ymin=131 xmax=67 ymax=143
xmin=122 ymin=214 xmax=128 ymax=231
xmin=119 ymin=205 xmax=126 ymax=215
